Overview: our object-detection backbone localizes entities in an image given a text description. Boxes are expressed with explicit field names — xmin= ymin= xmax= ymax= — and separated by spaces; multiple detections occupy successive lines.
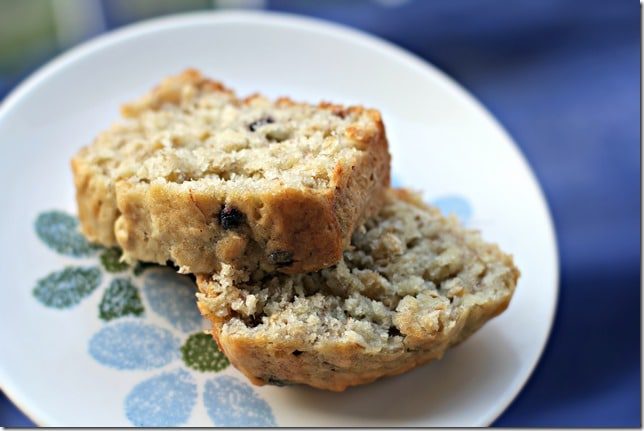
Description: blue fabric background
xmin=0 ymin=0 xmax=639 ymax=426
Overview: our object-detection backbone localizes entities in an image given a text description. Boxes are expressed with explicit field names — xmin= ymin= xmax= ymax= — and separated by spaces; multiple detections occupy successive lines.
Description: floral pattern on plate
xmin=32 ymin=210 xmax=277 ymax=427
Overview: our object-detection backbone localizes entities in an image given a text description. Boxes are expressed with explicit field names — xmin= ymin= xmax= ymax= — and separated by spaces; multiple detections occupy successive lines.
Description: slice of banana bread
xmin=72 ymin=69 xmax=390 ymax=274
xmin=196 ymin=189 xmax=520 ymax=391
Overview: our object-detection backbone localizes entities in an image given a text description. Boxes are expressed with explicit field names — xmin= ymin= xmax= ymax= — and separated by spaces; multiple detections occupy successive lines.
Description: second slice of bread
xmin=72 ymin=69 xmax=390 ymax=274
xmin=197 ymin=189 xmax=519 ymax=391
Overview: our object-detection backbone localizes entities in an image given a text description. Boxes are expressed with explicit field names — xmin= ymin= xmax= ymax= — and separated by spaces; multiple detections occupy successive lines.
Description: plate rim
xmin=0 ymin=9 xmax=559 ymax=427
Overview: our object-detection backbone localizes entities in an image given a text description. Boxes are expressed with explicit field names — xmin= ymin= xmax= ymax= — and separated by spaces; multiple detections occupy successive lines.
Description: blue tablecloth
xmin=1 ymin=0 xmax=639 ymax=426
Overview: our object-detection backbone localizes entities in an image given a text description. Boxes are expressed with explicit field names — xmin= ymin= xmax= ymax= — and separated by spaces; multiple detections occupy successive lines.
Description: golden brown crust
xmin=121 ymin=68 xmax=234 ymax=117
xmin=71 ymin=157 xmax=119 ymax=246
xmin=71 ymin=69 xmax=390 ymax=274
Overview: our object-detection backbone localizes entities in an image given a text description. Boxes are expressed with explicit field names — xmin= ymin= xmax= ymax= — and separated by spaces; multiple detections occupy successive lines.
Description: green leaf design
xmin=33 ymin=266 xmax=102 ymax=308
xmin=181 ymin=333 xmax=229 ymax=372
xmin=100 ymin=247 xmax=129 ymax=273
xmin=35 ymin=211 xmax=102 ymax=257
xmin=99 ymin=278 xmax=144 ymax=321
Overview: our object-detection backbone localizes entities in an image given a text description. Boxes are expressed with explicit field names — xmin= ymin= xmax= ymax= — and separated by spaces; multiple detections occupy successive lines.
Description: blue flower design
xmin=391 ymin=175 xmax=473 ymax=224
xmin=33 ymin=266 xmax=101 ymax=308
xmin=33 ymin=210 xmax=278 ymax=427
xmin=108 ymin=268 xmax=275 ymax=427
xmin=204 ymin=376 xmax=277 ymax=427
xmin=390 ymin=174 xmax=403 ymax=188
xmin=432 ymin=195 xmax=473 ymax=224
xmin=35 ymin=211 xmax=101 ymax=257
xmin=88 ymin=321 xmax=179 ymax=370
xmin=142 ymin=268 xmax=204 ymax=333
xmin=125 ymin=369 xmax=197 ymax=427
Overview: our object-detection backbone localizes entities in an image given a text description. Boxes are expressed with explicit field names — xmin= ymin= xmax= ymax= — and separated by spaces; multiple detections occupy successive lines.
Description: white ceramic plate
xmin=0 ymin=11 xmax=558 ymax=427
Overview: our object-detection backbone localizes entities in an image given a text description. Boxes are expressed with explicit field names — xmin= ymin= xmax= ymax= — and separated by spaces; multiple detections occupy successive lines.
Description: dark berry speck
xmin=267 ymin=377 xmax=291 ymax=387
xmin=268 ymin=250 xmax=293 ymax=267
xmin=248 ymin=116 xmax=274 ymax=132
xmin=219 ymin=206 xmax=245 ymax=230
xmin=388 ymin=326 xmax=402 ymax=337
